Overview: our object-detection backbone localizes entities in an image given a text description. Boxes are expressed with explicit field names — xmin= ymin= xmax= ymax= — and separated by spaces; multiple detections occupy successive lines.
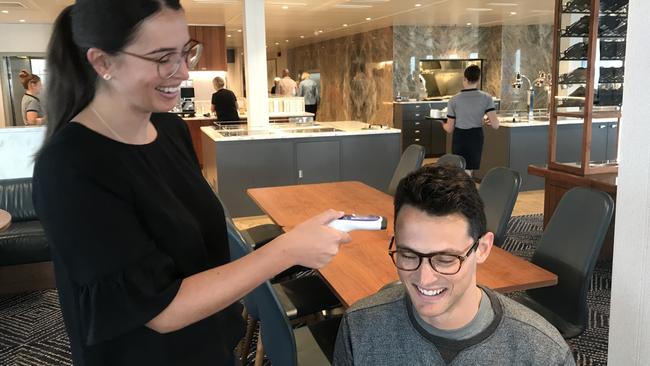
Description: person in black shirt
xmin=211 ymin=76 xmax=240 ymax=122
xmin=32 ymin=2 xmax=351 ymax=366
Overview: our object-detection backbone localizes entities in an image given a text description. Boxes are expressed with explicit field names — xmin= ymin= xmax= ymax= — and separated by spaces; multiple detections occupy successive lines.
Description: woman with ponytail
xmin=18 ymin=69 xmax=45 ymax=125
xmin=32 ymin=1 xmax=351 ymax=365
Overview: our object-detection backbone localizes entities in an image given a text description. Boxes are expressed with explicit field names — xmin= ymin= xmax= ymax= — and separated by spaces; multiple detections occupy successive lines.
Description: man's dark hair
xmin=464 ymin=65 xmax=481 ymax=84
xmin=394 ymin=165 xmax=486 ymax=240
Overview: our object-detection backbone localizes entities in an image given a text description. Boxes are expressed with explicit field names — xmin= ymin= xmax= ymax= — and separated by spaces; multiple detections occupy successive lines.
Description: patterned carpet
xmin=0 ymin=214 xmax=611 ymax=365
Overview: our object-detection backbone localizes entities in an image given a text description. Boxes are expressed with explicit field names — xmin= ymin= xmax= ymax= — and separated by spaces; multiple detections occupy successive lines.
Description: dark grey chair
xmin=225 ymin=218 xmax=341 ymax=319
xmin=478 ymin=167 xmax=521 ymax=247
xmin=515 ymin=187 xmax=614 ymax=338
xmin=217 ymin=193 xmax=283 ymax=249
xmin=435 ymin=153 xmax=466 ymax=169
xmin=226 ymin=220 xmax=339 ymax=365
xmin=387 ymin=144 xmax=425 ymax=196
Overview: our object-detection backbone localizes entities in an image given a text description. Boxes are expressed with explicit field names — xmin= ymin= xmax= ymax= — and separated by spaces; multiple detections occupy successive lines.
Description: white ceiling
xmin=0 ymin=0 xmax=554 ymax=48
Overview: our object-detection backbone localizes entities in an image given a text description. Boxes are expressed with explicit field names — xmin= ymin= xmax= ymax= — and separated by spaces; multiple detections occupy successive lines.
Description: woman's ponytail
xmin=38 ymin=5 xmax=97 ymax=155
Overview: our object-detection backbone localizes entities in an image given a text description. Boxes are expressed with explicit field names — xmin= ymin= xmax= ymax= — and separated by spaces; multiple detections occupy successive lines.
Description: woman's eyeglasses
xmin=119 ymin=39 xmax=203 ymax=79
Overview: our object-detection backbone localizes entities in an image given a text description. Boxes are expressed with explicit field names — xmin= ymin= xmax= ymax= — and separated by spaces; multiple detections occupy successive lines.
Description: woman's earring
xmin=102 ymin=74 xmax=112 ymax=81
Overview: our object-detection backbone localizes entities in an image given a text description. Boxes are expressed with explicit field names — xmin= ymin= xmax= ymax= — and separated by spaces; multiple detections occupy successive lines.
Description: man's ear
xmin=86 ymin=48 xmax=114 ymax=80
xmin=475 ymin=232 xmax=494 ymax=264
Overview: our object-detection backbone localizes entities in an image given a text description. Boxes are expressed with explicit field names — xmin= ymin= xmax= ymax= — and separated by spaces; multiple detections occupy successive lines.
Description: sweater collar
xmin=404 ymin=286 xmax=503 ymax=364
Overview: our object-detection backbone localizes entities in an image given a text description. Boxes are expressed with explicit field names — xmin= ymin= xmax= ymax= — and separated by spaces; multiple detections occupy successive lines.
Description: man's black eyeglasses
xmin=388 ymin=236 xmax=481 ymax=275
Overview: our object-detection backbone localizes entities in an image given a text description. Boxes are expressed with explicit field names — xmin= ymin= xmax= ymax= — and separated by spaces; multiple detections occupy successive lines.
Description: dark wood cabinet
xmin=188 ymin=26 xmax=227 ymax=71
xmin=183 ymin=117 xmax=217 ymax=167
xmin=393 ymin=102 xmax=447 ymax=157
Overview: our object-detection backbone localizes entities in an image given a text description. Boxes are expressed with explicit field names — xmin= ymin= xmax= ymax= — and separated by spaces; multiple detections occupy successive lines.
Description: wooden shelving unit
xmin=548 ymin=0 xmax=627 ymax=176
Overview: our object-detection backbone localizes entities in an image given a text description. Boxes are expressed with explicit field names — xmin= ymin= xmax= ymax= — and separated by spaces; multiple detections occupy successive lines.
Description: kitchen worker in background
xmin=19 ymin=69 xmax=46 ymax=125
xmin=442 ymin=65 xmax=499 ymax=176
xmin=297 ymin=71 xmax=320 ymax=119
xmin=211 ymin=76 xmax=239 ymax=122
xmin=32 ymin=1 xmax=351 ymax=365
xmin=276 ymin=68 xmax=297 ymax=96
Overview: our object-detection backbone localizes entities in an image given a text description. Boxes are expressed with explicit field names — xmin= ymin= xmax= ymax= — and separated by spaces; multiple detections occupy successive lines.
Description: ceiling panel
xmin=0 ymin=0 xmax=554 ymax=47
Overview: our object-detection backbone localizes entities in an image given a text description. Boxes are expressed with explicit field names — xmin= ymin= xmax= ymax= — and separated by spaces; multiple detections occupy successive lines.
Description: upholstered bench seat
xmin=0 ymin=178 xmax=50 ymax=267
xmin=0 ymin=220 xmax=49 ymax=266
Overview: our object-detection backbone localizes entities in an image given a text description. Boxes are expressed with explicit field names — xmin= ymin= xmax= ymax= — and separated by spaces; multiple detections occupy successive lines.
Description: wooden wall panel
xmin=189 ymin=26 xmax=226 ymax=71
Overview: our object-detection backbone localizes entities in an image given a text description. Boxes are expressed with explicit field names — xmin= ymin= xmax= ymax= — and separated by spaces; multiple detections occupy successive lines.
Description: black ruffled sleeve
xmin=78 ymin=249 xmax=181 ymax=345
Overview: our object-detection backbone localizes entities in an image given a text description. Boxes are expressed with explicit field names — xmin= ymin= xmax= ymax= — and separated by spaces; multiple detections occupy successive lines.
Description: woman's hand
xmin=273 ymin=209 xmax=352 ymax=269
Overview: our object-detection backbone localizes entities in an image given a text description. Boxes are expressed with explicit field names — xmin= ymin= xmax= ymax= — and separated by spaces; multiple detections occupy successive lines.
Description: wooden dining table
xmin=248 ymin=181 xmax=557 ymax=307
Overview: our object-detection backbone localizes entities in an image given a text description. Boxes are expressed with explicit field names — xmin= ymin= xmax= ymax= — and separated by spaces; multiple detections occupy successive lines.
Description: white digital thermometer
xmin=328 ymin=214 xmax=387 ymax=232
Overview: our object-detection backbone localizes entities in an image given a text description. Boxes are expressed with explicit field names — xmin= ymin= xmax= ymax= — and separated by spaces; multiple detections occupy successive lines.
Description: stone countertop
xmin=201 ymin=121 xmax=400 ymax=142
xmin=183 ymin=111 xmax=315 ymax=122
xmin=392 ymin=97 xmax=500 ymax=105
xmin=498 ymin=117 xmax=619 ymax=128
xmin=392 ymin=100 xmax=449 ymax=104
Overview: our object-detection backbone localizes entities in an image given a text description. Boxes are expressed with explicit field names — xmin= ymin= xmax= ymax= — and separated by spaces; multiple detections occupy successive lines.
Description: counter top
xmin=498 ymin=117 xmax=619 ymax=128
xmin=392 ymin=100 xmax=448 ymax=104
xmin=240 ymin=111 xmax=315 ymax=119
xmin=201 ymin=121 xmax=400 ymax=142
xmin=183 ymin=111 xmax=314 ymax=122
xmin=392 ymin=97 xmax=500 ymax=105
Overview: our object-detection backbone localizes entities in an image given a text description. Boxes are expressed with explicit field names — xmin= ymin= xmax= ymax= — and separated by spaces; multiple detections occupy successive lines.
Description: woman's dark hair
xmin=393 ymin=165 xmax=486 ymax=241
xmin=18 ymin=69 xmax=41 ymax=90
xmin=464 ymin=65 xmax=481 ymax=84
xmin=40 ymin=0 xmax=182 ymax=153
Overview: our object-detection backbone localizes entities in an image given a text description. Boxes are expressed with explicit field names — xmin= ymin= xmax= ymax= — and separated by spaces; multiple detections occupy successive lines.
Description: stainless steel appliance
xmin=179 ymin=87 xmax=195 ymax=117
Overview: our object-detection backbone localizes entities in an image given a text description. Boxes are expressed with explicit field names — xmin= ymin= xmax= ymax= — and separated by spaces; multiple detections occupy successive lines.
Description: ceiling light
xmin=1 ymin=10 xmax=8 ymax=14
xmin=267 ymin=1 xmax=307 ymax=6
xmin=466 ymin=8 xmax=493 ymax=11
xmin=318 ymin=30 xmax=323 ymax=33
xmin=285 ymin=39 xmax=289 ymax=42
xmin=510 ymin=11 xmax=517 ymax=15
xmin=467 ymin=22 xmax=472 ymax=26
xmin=275 ymin=42 xmax=279 ymax=45
xmin=365 ymin=17 xmax=372 ymax=21
xmin=415 ymin=3 xmax=422 ymax=7
xmin=281 ymin=5 xmax=288 ymax=9
xmin=237 ymin=29 xmax=242 ymax=32
xmin=227 ymin=34 xmax=232 ymax=37
xmin=19 ymin=19 xmax=25 ymax=22
xmin=334 ymin=4 xmax=372 ymax=8
xmin=300 ymin=35 xmax=304 ymax=38
xmin=343 ymin=24 xmax=348 ymax=27
xmin=486 ymin=2 xmax=519 ymax=6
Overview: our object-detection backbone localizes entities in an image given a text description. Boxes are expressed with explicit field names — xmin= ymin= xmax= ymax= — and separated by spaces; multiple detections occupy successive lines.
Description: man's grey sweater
xmin=333 ymin=285 xmax=575 ymax=365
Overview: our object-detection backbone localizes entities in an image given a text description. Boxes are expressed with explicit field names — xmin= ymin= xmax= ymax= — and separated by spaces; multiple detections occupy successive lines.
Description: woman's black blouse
xmin=32 ymin=113 xmax=244 ymax=365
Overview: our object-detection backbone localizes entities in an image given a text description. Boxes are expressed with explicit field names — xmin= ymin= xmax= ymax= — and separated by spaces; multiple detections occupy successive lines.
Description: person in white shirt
xmin=276 ymin=69 xmax=297 ymax=96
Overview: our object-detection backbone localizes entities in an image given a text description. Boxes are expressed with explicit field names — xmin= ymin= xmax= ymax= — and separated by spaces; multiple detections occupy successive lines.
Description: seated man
xmin=333 ymin=165 xmax=575 ymax=366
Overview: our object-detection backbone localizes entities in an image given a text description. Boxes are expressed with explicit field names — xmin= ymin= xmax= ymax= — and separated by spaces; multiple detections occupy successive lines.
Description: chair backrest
xmin=387 ymin=144 xmax=425 ymax=196
xmin=225 ymin=220 xmax=299 ymax=366
xmin=0 ymin=178 xmax=38 ymax=222
xmin=478 ymin=167 xmax=521 ymax=247
xmin=435 ymin=154 xmax=466 ymax=169
xmin=527 ymin=187 xmax=614 ymax=329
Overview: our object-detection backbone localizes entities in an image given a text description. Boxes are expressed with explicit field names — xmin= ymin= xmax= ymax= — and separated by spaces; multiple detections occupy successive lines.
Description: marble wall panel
xmin=499 ymin=25 xmax=554 ymax=112
xmin=287 ymin=27 xmax=394 ymax=125
xmin=393 ymin=25 xmax=503 ymax=100
xmin=479 ymin=26 xmax=503 ymax=98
